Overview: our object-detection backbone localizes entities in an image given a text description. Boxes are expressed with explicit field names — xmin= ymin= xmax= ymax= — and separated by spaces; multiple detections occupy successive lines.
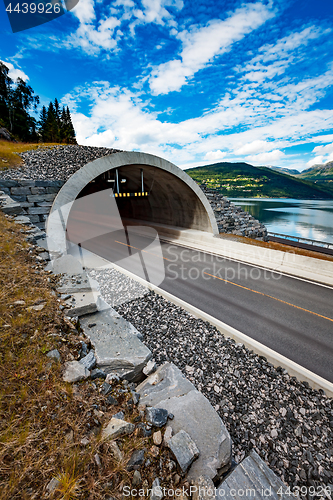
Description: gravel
xmin=90 ymin=268 xmax=333 ymax=492
xmin=0 ymin=145 xmax=121 ymax=181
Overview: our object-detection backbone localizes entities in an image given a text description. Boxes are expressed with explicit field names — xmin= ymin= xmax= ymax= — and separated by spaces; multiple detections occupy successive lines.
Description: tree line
xmin=0 ymin=61 xmax=76 ymax=144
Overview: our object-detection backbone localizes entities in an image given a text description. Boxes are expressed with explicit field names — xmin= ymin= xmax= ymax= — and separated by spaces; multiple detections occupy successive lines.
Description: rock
xmin=168 ymin=430 xmax=200 ymax=473
xmin=101 ymin=382 xmax=112 ymax=395
xmin=46 ymin=477 xmax=61 ymax=493
xmin=106 ymin=395 xmax=118 ymax=406
xmin=192 ymin=476 xmax=215 ymax=500
xmin=137 ymin=362 xmax=195 ymax=407
xmin=143 ymin=359 xmax=157 ymax=376
xmin=270 ymin=429 xmax=278 ymax=438
xmin=102 ymin=418 xmax=135 ymax=440
xmin=47 ymin=349 xmax=61 ymax=362
xmin=164 ymin=427 xmax=173 ymax=445
xmin=146 ymin=407 xmax=169 ymax=427
xmin=126 ymin=449 xmax=145 ymax=471
xmin=216 ymin=450 xmax=289 ymax=500
xmin=27 ymin=302 xmax=45 ymax=312
xmin=137 ymin=363 xmax=231 ymax=481
xmin=109 ymin=441 xmax=124 ymax=462
xmin=150 ymin=478 xmax=163 ymax=500
xmin=80 ymin=437 xmax=89 ymax=446
xmin=64 ymin=291 xmax=99 ymax=317
xmin=51 ymin=255 xmax=84 ymax=275
xmin=90 ymin=368 xmax=107 ymax=380
xmin=63 ymin=361 xmax=90 ymax=383
xmin=80 ymin=308 xmax=152 ymax=382
xmin=57 ymin=272 xmax=98 ymax=294
xmin=79 ymin=351 xmax=96 ymax=370
xmin=153 ymin=431 xmax=162 ymax=446
xmin=113 ymin=411 xmax=125 ymax=420
xmin=132 ymin=470 xmax=142 ymax=486
xmin=94 ymin=453 xmax=102 ymax=467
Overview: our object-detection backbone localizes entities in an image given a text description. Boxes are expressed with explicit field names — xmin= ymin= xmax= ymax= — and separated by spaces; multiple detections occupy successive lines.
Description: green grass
xmin=185 ymin=162 xmax=333 ymax=198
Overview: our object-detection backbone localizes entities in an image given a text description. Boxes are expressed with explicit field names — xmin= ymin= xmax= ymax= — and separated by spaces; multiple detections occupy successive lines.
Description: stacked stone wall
xmin=0 ymin=180 xmax=65 ymax=230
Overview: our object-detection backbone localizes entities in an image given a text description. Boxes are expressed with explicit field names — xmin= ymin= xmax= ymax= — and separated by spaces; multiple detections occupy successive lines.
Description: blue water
xmin=228 ymin=198 xmax=333 ymax=245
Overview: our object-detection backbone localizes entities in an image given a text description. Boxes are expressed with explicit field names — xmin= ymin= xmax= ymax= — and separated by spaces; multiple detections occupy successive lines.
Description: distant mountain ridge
xmin=185 ymin=161 xmax=333 ymax=199
xmin=296 ymin=161 xmax=333 ymax=182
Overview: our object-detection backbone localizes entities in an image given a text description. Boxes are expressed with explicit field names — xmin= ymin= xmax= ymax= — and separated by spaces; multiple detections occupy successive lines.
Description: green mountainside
xmin=185 ymin=162 xmax=333 ymax=198
xmin=295 ymin=162 xmax=333 ymax=191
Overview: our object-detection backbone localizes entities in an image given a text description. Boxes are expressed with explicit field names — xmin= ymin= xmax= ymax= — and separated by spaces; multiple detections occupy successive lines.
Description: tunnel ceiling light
xmin=107 ymin=179 xmax=115 ymax=183
xmin=121 ymin=178 xmax=127 ymax=183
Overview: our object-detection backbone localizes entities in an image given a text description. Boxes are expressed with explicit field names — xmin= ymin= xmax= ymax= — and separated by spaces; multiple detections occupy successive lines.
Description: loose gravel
xmin=90 ymin=267 xmax=333 ymax=494
xmin=0 ymin=145 xmax=121 ymax=181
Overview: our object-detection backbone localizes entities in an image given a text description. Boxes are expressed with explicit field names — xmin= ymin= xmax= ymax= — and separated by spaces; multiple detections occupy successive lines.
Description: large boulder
xmin=216 ymin=450 xmax=289 ymax=500
xmin=137 ymin=363 xmax=232 ymax=481
xmin=80 ymin=308 xmax=151 ymax=382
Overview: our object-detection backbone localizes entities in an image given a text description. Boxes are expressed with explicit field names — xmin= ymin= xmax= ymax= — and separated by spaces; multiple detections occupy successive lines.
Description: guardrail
xmin=268 ymin=232 xmax=333 ymax=250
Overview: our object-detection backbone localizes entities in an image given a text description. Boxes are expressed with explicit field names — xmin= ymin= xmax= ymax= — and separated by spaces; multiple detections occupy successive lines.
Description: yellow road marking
xmin=114 ymin=240 xmax=172 ymax=261
xmin=204 ymin=272 xmax=333 ymax=323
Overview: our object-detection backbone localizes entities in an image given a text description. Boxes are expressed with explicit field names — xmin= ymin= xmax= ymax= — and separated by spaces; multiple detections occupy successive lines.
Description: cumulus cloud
xmin=245 ymin=149 xmax=285 ymax=164
xmin=1 ymin=60 xmax=29 ymax=81
xmin=149 ymin=2 xmax=275 ymax=94
xmin=204 ymin=150 xmax=227 ymax=160
xmin=235 ymin=140 xmax=273 ymax=155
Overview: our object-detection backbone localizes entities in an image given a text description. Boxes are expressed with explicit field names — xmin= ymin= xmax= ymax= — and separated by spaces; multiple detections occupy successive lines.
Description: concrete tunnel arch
xmin=47 ymin=152 xmax=218 ymax=254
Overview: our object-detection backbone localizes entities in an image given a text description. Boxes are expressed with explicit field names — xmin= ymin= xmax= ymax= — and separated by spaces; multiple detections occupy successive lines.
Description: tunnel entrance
xmin=75 ymin=163 xmax=214 ymax=231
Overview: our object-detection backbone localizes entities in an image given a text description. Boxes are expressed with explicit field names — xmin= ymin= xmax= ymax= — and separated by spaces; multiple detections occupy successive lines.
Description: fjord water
xmin=229 ymin=198 xmax=333 ymax=245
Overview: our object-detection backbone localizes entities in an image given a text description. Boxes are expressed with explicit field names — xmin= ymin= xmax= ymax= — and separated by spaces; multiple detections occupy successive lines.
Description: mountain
xmin=296 ymin=161 xmax=333 ymax=183
xmin=185 ymin=161 xmax=333 ymax=198
xmin=267 ymin=165 xmax=300 ymax=175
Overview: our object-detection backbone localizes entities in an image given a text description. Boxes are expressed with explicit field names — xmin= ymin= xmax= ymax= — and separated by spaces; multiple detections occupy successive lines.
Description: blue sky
xmin=1 ymin=0 xmax=333 ymax=171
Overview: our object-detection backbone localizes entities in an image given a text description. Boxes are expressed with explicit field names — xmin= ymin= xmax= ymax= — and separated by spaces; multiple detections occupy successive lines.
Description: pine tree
xmin=65 ymin=106 xmax=76 ymax=144
xmin=39 ymin=105 xmax=47 ymax=141
xmin=0 ymin=62 xmax=13 ymax=130
xmin=44 ymin=102 xmax=58 ymax=142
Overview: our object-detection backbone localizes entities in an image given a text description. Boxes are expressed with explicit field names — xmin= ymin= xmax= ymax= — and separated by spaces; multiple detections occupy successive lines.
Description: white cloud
xmin=245 ymin=149 xmax=285 ymax=164
xmin=204 ymin=150 xmax=227 ymax=160
xmin=306 ymin=155 xmax=324 ymax=167
xmin=149 ymin=2 xmax=275 ymax=94
xmin=1 ymin=60 xmax=29 ymax=81
xmin=313 ymin=142 xmax=333 ymax=155
xmin=242 ymin=26 xmax=328 ymax=84
xmin=235 ymin=140 xmax=273 ymax=155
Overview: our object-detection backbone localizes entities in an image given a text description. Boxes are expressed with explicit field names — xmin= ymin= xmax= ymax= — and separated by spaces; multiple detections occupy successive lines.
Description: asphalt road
xmin=70 ymin=228 xmax=333 ymax=383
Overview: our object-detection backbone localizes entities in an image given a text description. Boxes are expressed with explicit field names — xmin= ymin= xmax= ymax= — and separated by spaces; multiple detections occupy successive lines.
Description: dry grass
xmin=0 ymin=141 xmax=59 ymax=171
xmin=0 ymin=213 xmax=180 ymax=499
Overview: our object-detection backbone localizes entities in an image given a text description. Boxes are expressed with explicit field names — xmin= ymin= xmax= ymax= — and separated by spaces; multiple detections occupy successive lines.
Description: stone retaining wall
xmin=0 ymin=180 xmax=65 ymax=229
xmin=200 ymin=185 xmax=268 ymax=240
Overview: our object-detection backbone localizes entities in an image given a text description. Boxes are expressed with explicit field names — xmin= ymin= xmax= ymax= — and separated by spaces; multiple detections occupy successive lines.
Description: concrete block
xmin=11 ymin=187 xmax=32 ymax=195
xmin=27 ymin=207 xmax=51 ymax=215
xmin=51 ymin=255 xmax=84 ymax=275
xmin=36 ymin=201 xmax=53 ymax=207
xmin=1 ymin=203 xmax=23 ymax=215
xmin=28 ymin=215 xmax=40 ymax=223
xmin=46 ymin=186 xmax=61 ymax=194
xmin=80 ymin=308 xmax=152 ymax=382
xmin=19 ymin=202 xmax=34 ymax=208
xmin=64 ymin=291 xmax=99 ymax=317
xmin=56 ymin=272 xmax=98 ymax=294
xmin=0 ymin=180 xmax=17 ymax=188
xmin=17 ymin=180 xmax=35 ymax=187
xmin=27 ymin=193 xmax=56 ymax=202
xmin=35 ymin=180 xmax=64 ymax=188
xmin=14 ymin=215 xmax=32 ymax=225
xmin=11 ymin=195 xmax=27 ymax=202
xmin=216 ymin=450 xmax=289 ymax=500
xmin=30 ymin=187 xmax=46 ymax=194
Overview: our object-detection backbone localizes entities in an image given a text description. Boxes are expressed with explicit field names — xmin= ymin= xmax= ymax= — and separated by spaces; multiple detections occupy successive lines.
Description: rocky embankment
xmin=87 ymin=268 xmax=333 ymax=494
xmin=200 ymin=185 xmax=267 ymax=240
xmin=0 ymin=144 xmax=121 ymax=181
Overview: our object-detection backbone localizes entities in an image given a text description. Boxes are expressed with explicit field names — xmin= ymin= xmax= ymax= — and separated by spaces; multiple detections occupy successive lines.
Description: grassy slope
xmin=296 ymin=162 xmax=333 ymax=184
xmin=0 ymin=140 xmax=59 ymax=171
xmin=0 ymin=213 xmax=177 ymax=499
xmin=185 ymin=162 xmax=333 ymax=198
